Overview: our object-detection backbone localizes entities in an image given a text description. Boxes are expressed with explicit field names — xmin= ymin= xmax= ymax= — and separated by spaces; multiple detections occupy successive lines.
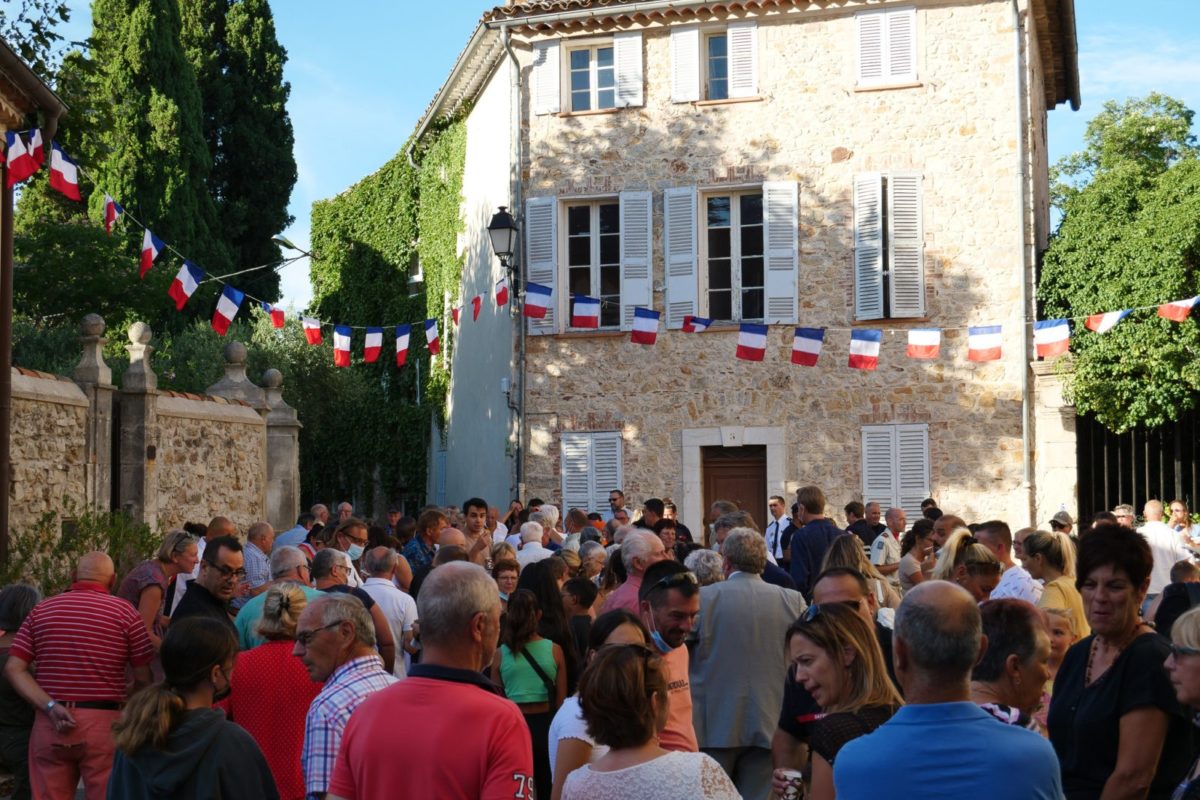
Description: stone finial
xmin=206 ymin=340 xmax=266 ymax=408
xmin=262 ymin=369 xmax=297 ymax=427
xmin=262 ymin=368 xmax=283 ymax=389
xmin=74 ymin=313 xmax=112 ymax=386
xmin=128 ymin=321 xmax=152 ymax=345
xmin=123 ymin=321 xmax=157 ymax=393
xmin=224 ymin=341 xmax=248 ymax=365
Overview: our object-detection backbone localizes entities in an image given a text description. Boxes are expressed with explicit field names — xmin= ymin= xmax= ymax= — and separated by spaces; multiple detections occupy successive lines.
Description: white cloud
xmin=1076 ymin=26 xmax=1200 ymax=107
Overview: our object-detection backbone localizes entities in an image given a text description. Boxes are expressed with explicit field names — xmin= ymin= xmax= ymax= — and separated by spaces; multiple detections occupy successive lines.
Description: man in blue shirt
xmin=833 ymin=581 xmax=1062 ymax=800
xmin=788 ymin=486 xmax=843 ymax=599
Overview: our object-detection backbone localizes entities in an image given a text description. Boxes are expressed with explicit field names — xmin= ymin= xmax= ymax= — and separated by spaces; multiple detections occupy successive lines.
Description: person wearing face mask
xmin=327 ymin=518 xmax=370 ymax=588
xmin=107 ymin=617 xmax=278 ymax=800
xmin=638 ymin=561 xmax=701 ymax=753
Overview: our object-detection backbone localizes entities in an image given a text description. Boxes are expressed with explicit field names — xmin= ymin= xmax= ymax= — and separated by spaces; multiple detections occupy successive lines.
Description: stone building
xmin=418 ymin=0 xmax=1080 ymax=534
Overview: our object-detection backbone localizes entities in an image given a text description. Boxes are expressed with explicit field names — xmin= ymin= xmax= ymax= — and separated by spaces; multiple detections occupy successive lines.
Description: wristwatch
xmin=43 ymin=700 xmax=56 ymax=714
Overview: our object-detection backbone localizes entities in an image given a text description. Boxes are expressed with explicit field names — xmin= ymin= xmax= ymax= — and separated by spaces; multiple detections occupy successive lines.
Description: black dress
xmin=811 ymin=705 xmax=896 ymax=766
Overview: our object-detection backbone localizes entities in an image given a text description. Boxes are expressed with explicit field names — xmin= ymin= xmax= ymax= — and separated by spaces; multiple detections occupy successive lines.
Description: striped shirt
xmin=8 ymin=581 xmax=154 ymax=701
xmin=302 ymin=654 xmax=396 ymax=798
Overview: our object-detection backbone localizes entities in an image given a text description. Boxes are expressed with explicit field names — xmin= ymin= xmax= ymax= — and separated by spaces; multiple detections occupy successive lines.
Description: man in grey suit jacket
xmin=690 ymin=527 xmax=807 ymax=800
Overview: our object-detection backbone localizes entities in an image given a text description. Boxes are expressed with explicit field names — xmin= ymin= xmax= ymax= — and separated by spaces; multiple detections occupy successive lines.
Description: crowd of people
xmin=1 ymin=491 xmax=1200 ymax=799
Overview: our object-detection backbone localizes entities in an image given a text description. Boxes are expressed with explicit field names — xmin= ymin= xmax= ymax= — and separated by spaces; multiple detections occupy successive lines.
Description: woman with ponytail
xmin=107 ymin=617 xmax=278 ymax=800
xmin=932 ymin=527 xmax=1002 ymax=603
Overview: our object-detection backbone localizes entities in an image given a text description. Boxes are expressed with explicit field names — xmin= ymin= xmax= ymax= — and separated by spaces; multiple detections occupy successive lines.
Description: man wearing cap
xmin=1049 ymin=511 xmax=1074 ymax=537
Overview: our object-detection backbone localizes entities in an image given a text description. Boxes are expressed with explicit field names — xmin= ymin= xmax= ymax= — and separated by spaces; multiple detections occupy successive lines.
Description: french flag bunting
xmin=495 ymin=277 xmax=510 ymax=307
xmin=302 ymin=317 xmax=322 ymax=345
xmin=572 ymin=295 xmax=600 ymax=328
xmin=261 ymin=301 xmax=285 ymax=328
xmin=333 ymin=326 xmax=352 ymax=367
xmin=5 ymin=131 xmax=37 ymax=186
xmin=471 ymin=295 xmax=482 ymax=321
xmin=848 ymin=329 xmax=882 ymax=370
xmin=683 ymin=315 xmax=712 ymax=333
xmin=211 ymin=285 xmax=244 ymax=336
xmin=967 ymin=325 xmax=1003 ymax=362
xmin=140 ymin=229 xmax=165 ymax=279
xmin=27 ymin=129 xmax=44 ymax=167
xmin=1085 ymin=309 xmax=1131 ymax=334
xmin=451 ymin=306 xmax=460 ymax=326
xmin=103 ymin=194 xmax=123 ymax=234
xmin=1158 ymin=296 xmax=1199 ymax=323
xmin=1034 ymin=318 xmax=1070 ymax=358
xmin=630 ymin=307 xmax=660 ymax=345
xmin=168 ymin=261 xmax=204 ymax=311
xmin=363 ymin=327 xmax=383 ymax=363
xmin=424 ymin=319 xmax=440 ymax=355
xmin=48 ymin=141 xmax=81 ymax=200
xmin=524 ymin=282 xmax=552 ymax=319
xmin=906 ymin=328 xmax=941 ymax=360
xmin=791 ymin=327 xmax=824 ymax=366
xmin=395 ymin=324 xmax=411 ymax=367
xmin=736 ymin=323 xmax=768 ymax=361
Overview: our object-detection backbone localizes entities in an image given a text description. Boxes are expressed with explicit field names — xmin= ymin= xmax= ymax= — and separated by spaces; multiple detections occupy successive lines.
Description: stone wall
xmin=511 ymin=0 xmax=1059 ymax=532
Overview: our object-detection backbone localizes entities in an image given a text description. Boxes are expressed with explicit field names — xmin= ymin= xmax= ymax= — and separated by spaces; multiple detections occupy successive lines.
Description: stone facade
xmin=9 ymin=369 xmax=89 ymax=533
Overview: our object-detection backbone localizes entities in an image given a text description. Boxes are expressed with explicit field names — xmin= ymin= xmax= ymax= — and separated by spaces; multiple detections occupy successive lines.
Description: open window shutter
xmin=614 ymin=32 xmax=644 ymax=108
xmin=896 ymin=424 xmax=930 ymax=520
xmin=670 ymin=24 xmax=700 ymax=103
xmin=590 ymin=433 xmax=623 ymax=514
xmin=727 ymin=21 xmax=758 ymax=98
xmin=663 ymin=186 xmax=698 ymax=329
xmin=853 ymin=173 xmax=884 ymax=320
xmin=561 ymin=434 xmax=592 ymax=512
xmin=763 ymin=181 xmax=798 ymax=324
xmin=619 ymin=191 xmax=653 ymax=330
xmin=887 ymin=173 xmax=925 ymax=318
xmin=532 ymin=40 xmax=561 ymax=115
xmin=886 ymin=8 xmax=917 ymax=82
xmin=861 ymin=425 xmax=898 ymax=510
xmin=856 ymin=12 xmax=884 ymax=85
xmin=525 ymin=196 xmax=558 ymax=335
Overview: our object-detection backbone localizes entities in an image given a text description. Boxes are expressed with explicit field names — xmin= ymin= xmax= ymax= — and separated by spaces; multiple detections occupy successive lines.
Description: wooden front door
xmin=702 ymin=445 xmax=768 ymax=535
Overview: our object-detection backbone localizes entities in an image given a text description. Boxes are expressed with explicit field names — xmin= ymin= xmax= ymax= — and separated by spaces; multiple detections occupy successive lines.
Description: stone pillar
xmin=72 ymin=314 xmax=116 ymax=513
xmin=262 ymin=368 xmax=301 ymax=531
xmin=119 ymin=322 xmax=158 ymax=529
xmin=1031 ymin=359 xmax=1078 ymax=526
xmin=205 ymin=341 xmax=266 ymax=408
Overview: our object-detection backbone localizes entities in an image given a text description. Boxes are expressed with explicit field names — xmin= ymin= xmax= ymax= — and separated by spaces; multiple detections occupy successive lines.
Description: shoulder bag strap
xmin=519 ymin=646 xmax=558 ymax=708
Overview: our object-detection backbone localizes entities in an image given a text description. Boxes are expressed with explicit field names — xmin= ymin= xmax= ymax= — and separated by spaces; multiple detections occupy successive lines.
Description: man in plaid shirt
xmin=295 ymin=593 xmax=395 ymax=799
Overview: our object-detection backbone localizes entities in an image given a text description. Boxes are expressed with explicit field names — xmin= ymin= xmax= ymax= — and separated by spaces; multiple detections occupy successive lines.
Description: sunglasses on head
xmin=651 ymin=571 xmax=699 ymax=592
xmin=801 ymin=600 xmax=862 ymax=623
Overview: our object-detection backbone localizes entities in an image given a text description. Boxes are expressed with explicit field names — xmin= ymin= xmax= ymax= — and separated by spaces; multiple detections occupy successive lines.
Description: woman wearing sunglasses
xmin=786 ymin=602 xmax=901 ymax=800
xmin=1166 ymin=607 xmax=1200 ymax=798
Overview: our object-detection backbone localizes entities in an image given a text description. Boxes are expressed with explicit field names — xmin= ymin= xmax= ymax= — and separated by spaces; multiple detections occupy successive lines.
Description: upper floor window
xmin=856 ymin=7 xmax=917 ymax=86
xmin=705 ymin=33 xmax=729 ymax=100
xmin=854 ymin=172 xmax=925 ymax=320
xmin=532 ymin=33 xmax=643 ymax=116
xmin=569 ymin=45 xmax=616 ymax=112
xmin=704 ymin=192 xmax=764 ymax=322
xmin=566 ymin=200 xmax=621 ymax=328
xmin=670 ymin=21 xmax=757 ymax=103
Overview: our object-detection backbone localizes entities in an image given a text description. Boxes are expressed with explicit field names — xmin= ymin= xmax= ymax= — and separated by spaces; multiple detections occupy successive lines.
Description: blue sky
xmin=60 ymin=0 xmax=1200 ymax=309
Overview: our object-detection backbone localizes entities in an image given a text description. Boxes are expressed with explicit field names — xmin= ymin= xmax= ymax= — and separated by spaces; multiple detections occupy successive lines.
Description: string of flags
xmin=6 ymin=127 xmax=1199 ymax=371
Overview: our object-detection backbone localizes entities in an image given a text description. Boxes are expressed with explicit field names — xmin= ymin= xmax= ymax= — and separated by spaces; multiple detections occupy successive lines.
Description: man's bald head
xmin=76 ymin=551 xmax=115 ymax=585
xmin=438 ymin=528 xmax=467 ymax=549
xmin=207 ymin=516 xmax=237 ymax=541
xmin=894 ymin=581 xmax=982 ymax=683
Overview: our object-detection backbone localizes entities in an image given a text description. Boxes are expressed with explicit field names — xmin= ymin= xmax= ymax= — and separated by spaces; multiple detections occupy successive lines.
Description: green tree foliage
xmin=1040 ymin=94 xmax=1200 ymax=432
xmin=0 ymin=0 xmax=72 ymax=75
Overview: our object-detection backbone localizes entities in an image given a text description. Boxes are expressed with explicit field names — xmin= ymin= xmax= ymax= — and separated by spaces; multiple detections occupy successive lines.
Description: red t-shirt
xmin=327 ymin=665 xmax=533 ymax=800
xmin=9 ymin=581 xmax=154 ymax=701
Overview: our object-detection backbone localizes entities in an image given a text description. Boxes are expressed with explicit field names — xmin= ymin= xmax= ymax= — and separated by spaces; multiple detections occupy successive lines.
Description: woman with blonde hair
xmin=820 ymin=534 xmax=900 ymax=609
xmin=1165 ymin=607 xmax=1200 ymax=797
xmin=220 ymin=583 xmax=320 ymax=799
xmin=117 ymin=530 xmax=199 ymax=646
xmin=932 ymin=528 xmax=1002 ymax=603
xmin=780 ymin=603 xmax=902 ymax=800
xmin=1033 ymin=607 xmax=1078 ymax=732
xmin=1023 ymin=530 xmax=1090 ymax=638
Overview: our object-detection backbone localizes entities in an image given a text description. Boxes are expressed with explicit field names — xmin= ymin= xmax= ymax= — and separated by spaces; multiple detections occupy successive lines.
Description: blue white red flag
xmin=103 ymin=194 xmax=123 ymax=234
xmin=27 ymin=129 xmax=44 ymax=167
xmin=495 ymin=277 xmax=510 ymax=307
xmin=140 ymin=230 xmax=165 ymax=279
xmin=1033 ymin=319 xmax=1070 ymax=358
xmin=424 ymin=319 xmax=440 ymax=355
xmin=302 ymin=317 xmax=322 ymax=345
xmin=791 ymin=327 xmax=824 ymax=366
xmin=168 ymin=261 xmax=204 ymax=311
xmin=906 ymin=328 xmax=941 ymax=360
xmin=4 ymin=131 xmax=37 ymax=187
xmin=1084 ymin=310 xmax=1130 ymax=334
xmin=395 ymin=324 xmax=411 ymax=367
xmin=630 ymin=307 xmax=660 ymax=345
xmin=524 ymin=283 xmax=552 ymax=318
xmin=968 ymin=325 xmax=1002 ymax=362
xmin=736 ymin=323 xmax=768 ymax=361
xmin=1159 ymin=297 xmax=1199 ymax=323
xmin=683 ymin=315 xmax=711 ymax=333
xmin=211 ymin=285 xmax=243 ymax=336
xmin=364 ymin=327 xmax=383 ymax=363
xmin=48 ymin=142 xmax=81 ymax=200
xmin=333 ymin=326 xmax=352 ymax=367
xmin=572 ymin=296 xmax=600 ymax=328
xmin=261 ymin=301 xmax=285 ymax=328
xmin=849 ymin=329 xmax=882 ymax=370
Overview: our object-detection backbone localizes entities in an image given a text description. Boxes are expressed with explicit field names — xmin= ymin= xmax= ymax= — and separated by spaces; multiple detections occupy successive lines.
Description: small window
xmin=561 ymin=432 xmax=623 ymax=514
xmin=568 ymin=45 xmax=616 ymax=112
xmin=705 ymin=33 xmax=729 ymax=100
xmin=566 ymin=200 xmax=621 ymax=328
xmin=861 ymin=424 xmax=929 ymax=520
xmin=704 ymin=191 xmax=764 ymax=322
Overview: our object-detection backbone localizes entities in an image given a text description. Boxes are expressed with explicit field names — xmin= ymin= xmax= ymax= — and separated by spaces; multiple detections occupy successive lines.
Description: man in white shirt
xmin=1139 ymin=500 xmax=1194 ymax=599
xmin=360 ymin=547 xmax=418 ymax=678
xmin=765 ymin=495 xmax=790 ymax=570
xmin=871 ymin=508 xmax=904 ymax=592
xmin=488 ymin=506 xmax=509 ymax=545
xmin=516 ymin=522 xmax=553 ymax=571
xmin=976 ymin=520 xmax=1042 ymax=604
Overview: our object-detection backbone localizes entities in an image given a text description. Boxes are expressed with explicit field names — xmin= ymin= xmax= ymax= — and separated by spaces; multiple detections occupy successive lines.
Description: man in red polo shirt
xmin=3 ymin=551 xmax=154 ymax=800
xmin=327 ymin=561 xmax=533 ymax=800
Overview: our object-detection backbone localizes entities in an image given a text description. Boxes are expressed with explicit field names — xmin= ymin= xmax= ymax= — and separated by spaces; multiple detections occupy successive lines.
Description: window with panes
xmin=566 ymin=201 xmax=621 ymax=328
xmin=705 ymin=192 xmax=764 ymax=322
xmin=705 ymin=33 xmax=729 ymax=100
xmin=568 ymin=46 xmax=616 ymax=112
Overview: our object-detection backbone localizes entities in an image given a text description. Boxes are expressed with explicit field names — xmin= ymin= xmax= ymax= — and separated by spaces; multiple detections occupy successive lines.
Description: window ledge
xmin=693 ymin=96 xmax=764 ymax=107
xmin=854 ymin=81 xmax=922 ymax=93
xmin=556 ymin=107 xmax=623 ymax=118
xmin=853 ymin=317 xmax=932 ymax=325
xmin=554 ymin=329 xmax=626 ymax=339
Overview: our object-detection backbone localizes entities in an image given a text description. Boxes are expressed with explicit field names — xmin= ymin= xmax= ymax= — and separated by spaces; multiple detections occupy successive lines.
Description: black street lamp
xmin=487 ymin=206 xmax=518 ymax=267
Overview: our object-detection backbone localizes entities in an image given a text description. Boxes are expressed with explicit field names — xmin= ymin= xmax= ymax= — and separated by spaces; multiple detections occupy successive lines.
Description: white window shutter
xmin=853 ymin=173 xmax=884 ymax=320
xmin=670 ymin=24 xmax=700 ymax=103
xmin=861 ymin=425 xmax=898 ymax=510
xmin=886 ymin=8 xmax=917 ymax=82
xmin=619 ymin=191 xmax=653 ymax=330
xmin=590 ymin=433 xmax=623 ymax=513
xmin=560 ymin=434 xmax=592 ymax=513
xmin=896 ymin=424 xmax=930 ymax=520
xmin=856 ymin=12 xmax=884 ymax=85
xmin=763 ymin=181 xmax=798 ymax=324
xmin=663 ymin=186 xmax=698 ymax=329
xmin=525 ymin=196 xmax=558 ymax=335
xmin=887 ymin=172 xmax=925 ymax=318
xmin=727 ymin=21 xmax=758 ymax=98
xmin=614 ymin=32 xmax=644 ymax=108
xmin=532 ymin=40 xmax=561 ymax=115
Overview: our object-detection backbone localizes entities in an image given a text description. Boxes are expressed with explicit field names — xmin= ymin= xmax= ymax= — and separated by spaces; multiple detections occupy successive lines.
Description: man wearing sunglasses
xmin=172 ymin=535 xmax=243 ymax=633
xmin=638 ymin=560 xmax=701 ymax=753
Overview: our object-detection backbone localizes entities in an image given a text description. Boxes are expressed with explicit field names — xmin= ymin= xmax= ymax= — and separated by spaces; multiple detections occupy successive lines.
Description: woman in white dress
xmin=561 ymin=642 xmax=740 ymax=800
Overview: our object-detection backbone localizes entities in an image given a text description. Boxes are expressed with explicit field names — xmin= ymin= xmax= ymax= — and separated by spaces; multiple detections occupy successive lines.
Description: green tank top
xmin=499 ymin=638 xmax=556 ymax=703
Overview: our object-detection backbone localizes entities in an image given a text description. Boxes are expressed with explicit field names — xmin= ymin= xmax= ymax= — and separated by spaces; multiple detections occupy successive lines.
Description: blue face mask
xmin=346 ymin=543 xmax=364 ymax=561
xmin=650 ymin=629 xmax=674 ymax=654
